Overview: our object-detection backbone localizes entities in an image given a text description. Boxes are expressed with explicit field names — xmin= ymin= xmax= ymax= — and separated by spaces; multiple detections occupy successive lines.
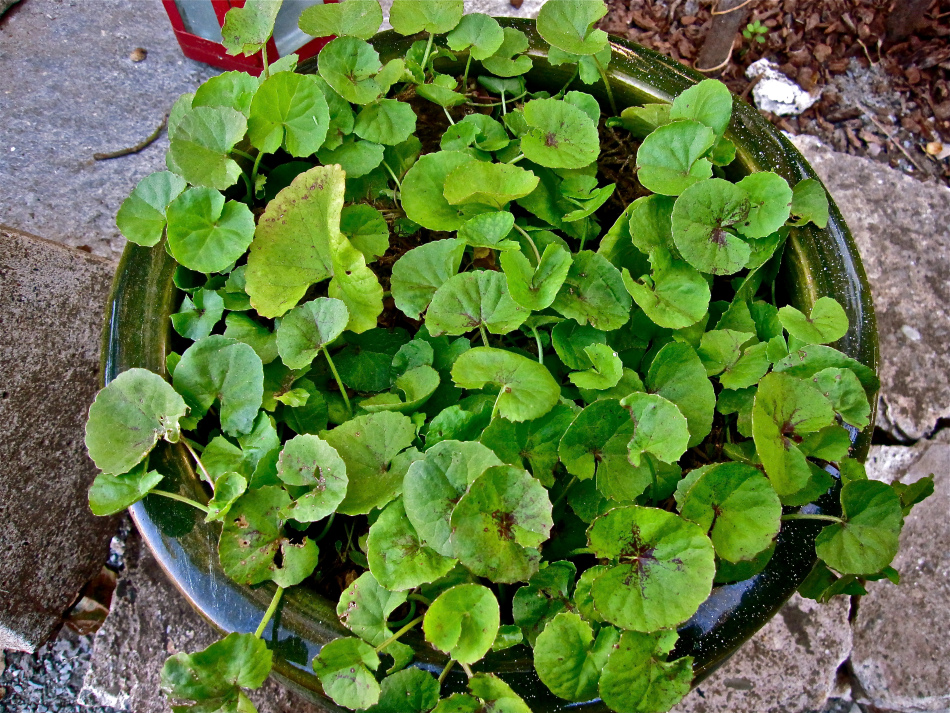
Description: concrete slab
xmin=672 ymin=594 xmax=853 ymax=713
xmin=0 ymin=226 xmax=118 ymax=652
xmin=850 ymin=442 xmax=950 ymax=713
xmin=790 ymin=135 xmax=950 ymax=441
xmin=79 ymin=530 xmax=328 ymax=713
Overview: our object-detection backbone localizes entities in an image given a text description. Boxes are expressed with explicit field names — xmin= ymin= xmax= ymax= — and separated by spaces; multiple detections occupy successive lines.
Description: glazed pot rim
xmin=101 ymin=18 xmax=878 ymax=713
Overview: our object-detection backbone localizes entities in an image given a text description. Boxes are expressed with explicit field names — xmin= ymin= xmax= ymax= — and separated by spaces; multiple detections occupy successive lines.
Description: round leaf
xmin=318 ymin=36 xmax=384 ymax=105
xmin=426 ymin=270 xmax=528 ymax=337
xmin=116 ymin=171 xmax=187 ymax=247
xmin=500 ymin=244 xmax=572 ymax=311
xmin=636 ymin=120 xmax=714 ymax=196
xmin=248 ymin=73 xmax=329 ymax=157
xmin=444 ymin=161 xmax=540 ymax=209
xmin=622 ymin=249 xmax=710 ymax=330
xmin=221 ymin=0 xmax=279 ymax=55
xmin=569 ymin=344 xmax=623 ymax=391
xmin=312 ymin=637 xmax=381 ymax=710
xmin=588 ymin=506 xmax=715 ymax=631
xmin=299 ymin=0 xmax=382 ymax=40
xmin=534 ymin=612 xmax=618 ymax=702
xmin=276 ymin=298 xmax=349 ymax=370
xmin=389 ymin=0 xmax=463 ymax=34
xmin=367 ymin=668 xmax=440 ymax=713
xmin=367 ymin=498 xmax=457 ymax=590
xmin=598 ymin=630 xmax=693 ymax=713
xmin=423 ymin=584 xmax=500 ymax=664
xmin=171 ymin=288 xmax=225 ymax=341
xmin=669 ymin=79 xmax=733 ymax=136
xmin=552 ymin=250 xmax=632 ymax=331
xmin=522 ymin=98 xmax=600 ymax=169
xmin=391 ymin=239 xmax=466 ymax=320
xmin=778 ymin=296 xmax=849 ymax=345
xmin=354 ymin=99 xmax=417 ymax=146
xmin=451 ymin=347 xmax=560 ymax=422
xmin=620 ymin=392 xmax=690 ymax=466
xmin=341 ymin=204 xmax=390 ymax=263
xmin=167 ymin=106 xmax=247 ymax=190
xmin=481 ymin=27 xmax=534 ymax=77
xmin=88 ymin=462 xmax=164 ymax=516
xmin=166 ymin=187 xmax=255 ymax=274
xmin=451 ymin=465 xmax=553 ymax=583
xmin=536 ymin=0 xmax=609 ymax=55
xmin=671 ymin=178 xmax=752 ymax=275
xmin=85 ymin=368 xmax=188 ymax=475
xmin=402 ymin=151 xmax=473 ymax=231
xmin=337 ymin=571 xmax=409 ymax=646
xmin=735 ymin=171 xmax=793 ymax=238
xmin=161 ymin=632 xmax=272 ymax=703
xmin=812 ymin=366 xmax=871 ymax=429
xmin=446 ymin=13 xmax=504 ymax=60
xmin=458 ymin=212 xmax=519 ymax=252
xmin=204 ymin=472 xmax=248 ymax=523
xmin=277 ymin=434 xmax=348 ymax=522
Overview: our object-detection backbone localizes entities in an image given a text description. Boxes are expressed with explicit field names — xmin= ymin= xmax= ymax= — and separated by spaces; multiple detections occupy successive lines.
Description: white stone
xmin=746 ymin=59 xmax=819 ymax=116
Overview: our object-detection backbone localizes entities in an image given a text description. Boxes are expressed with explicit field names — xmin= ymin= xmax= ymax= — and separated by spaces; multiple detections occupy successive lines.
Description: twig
xmin=94 ymin=114 xmax=168 ymax=161
xmin=854 ymin=101 xmax=926 ymax=173
xmin=740 ymin=74 xmax=762 ymax=101
xmin=695 ymin=37 xmax=736 ymax=73
xmin=712 ymin=0 xmax=758 ymax=15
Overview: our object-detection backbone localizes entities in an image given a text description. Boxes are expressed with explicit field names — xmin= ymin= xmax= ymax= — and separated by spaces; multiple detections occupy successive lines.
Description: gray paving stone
xmin=672 ymin=594 xmax=853 ymax=713
xmin=790 ymin=135 xmax=950 ymax=441
xmin=0 ymin=226 xmax=118 ymax=652
xmin=850 ymin=441 xmax=950 ymax=713
xmin=79 ymin=531 xmax=328 ymax=713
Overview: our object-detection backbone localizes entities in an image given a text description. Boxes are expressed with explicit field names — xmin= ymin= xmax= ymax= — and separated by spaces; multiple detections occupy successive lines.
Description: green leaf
xmin=536 ymin=0 xmax=609 ymax=55
xmin=337 ymin=571 xmax=409 ymax=650
xmin=588 ymin=506 xmax=716 ymax=630
xmin=598 ymin=630 xmax=693 ymax=713
xmin=166 ymin=187 xmax=255 ymax=273
xmin=572 ymin=564 xmax=607 ymax=622
xmin=457 ymin=212 xmax=518 ymax=252
xmin=89 ymin=462 xmax=164 ymax=516
xmin=403 ymin=440 xmax=502 ymax=557
xmin=772 ymin=344 xmax=880 ymax=393
xmin=245 ymin=164 xmax=342 ymax=317
xmin=734 ymin=172 xmax=793 ymax=239
xmin=636 ymin=120 xmax=714 ymax=196
xmin=620 ymin=392 xmax=690 ymax=467
xmin=116 ymin=171 xmax=187 ymax=246
xmin=173 ymin=336 xmax=264 ymax=437
xmin=433 ymin=695 xmax=481 ymax=713
xmin=205 ymin=472 xmax=248 ymax=523
xmin=426 ymin=270 xmax=528 ymax=337
xmin=312 ymin=638 xmax=381 ymax=710
xmin=552 ymin=251 xmax=632 ymax=331
xmin=444 ymin=162 xmax=540 ymax=209
xmin=789 ymin=178 xmax=830 ymax=228
xmin=389 ymin=0 xmax=463 ymax=34
xmin=311 ymin=76 xmax=355 ymax=150
xmin=224 ymin=313 xmax=278 ymax=365
xmin=451 ymin=465 xmax=553 ymax=583
xmin=366 ymin=668 xmax=440 ymax=713
xmin=815 ymin=480 xmax=903 ymax=575
xmin=453 ymin=114 xmax=511 ymax=152
xmin=552 ymin=321 xmax=607 ymax=370
xmin=697 ymin=329 xmax=754 ymax=376
xmin=646 ymin=342 xmax=716 ymax=447
xmin=800 ymin=425 xmax=852 ymax=461
xmin=720 ymin=341 xmax=770 ymax=390
xmin=276 ymin=298 xmax=349 ymax=370
xmin=752 ymin=372 xmax=835 ymax=505
xmin=391 ymin=239 xmax=466 ymax=320
xmin=511 ymin=561 xmax=575 ymax=646
xmin=247 ymin=73 xmax=329 ymax=157
xmin=778 ymin=296 xmax=849 ymax=345
xmin=168 ymin=107 xmax=247 ymax=190
xmin=219 ymin=486 xmax=319 ymax=586
xmin=446 ymin=13 xmax=504 ymax=60
xmin=534 ymin=612 xmax=618 ymax=702
xmin=812 ymin=367 xmax=871 ymax=429
xmin=451 ymin=347 xmax=560 ymax=422
xmin=522 ymin=98 xmax=600 ymax=169
xmin=481 ymin=27 xmax=533 ymax=77
xmin=493 ymin=625 xmax=524 ymax=652
xmin=276 ymin=434 xmax=348 ymax=522
xmin=318 ymin=37 xmax=386 ymax=105
xmin=299 ymin=0 xmax=382 ymax=40
xmin=480 ymin=404 xmax=576 ymax=488
xmin=193 ymin=71 xmax=260 ymax=117
xmin=559 ymin=399 xmax=642 ymax=493
xmin=500 ymin=245 xmax=572 ymax=312
xmin=468 ymin=674 xmax=532 ymax=713
xmin=622 ymin=249 xmax=710 ymax=330
xmin=678 ymin=462 xmax=781 ymax=562
xmin=893 ymin=475 xmax=935 ymax=516
xmin=417 ymin=77 xmax=468 ymax=108
xmin=171 ymin=288 xmax=225 ymax=341
xmin=341 ymin=204 xmax=390 ymax=263
xmin=85 ymin=368 xmax=188 ymax=475
xmin=669 ymin=79 xmax=733 ymax=136
xmin=402 ymin=151 xmax=474 ymax=231
xmin=424 ymin=584 xmax=500 ymax=664
xmin=569 ymin=344 xmax=623 ymax=390
xmin=367 ymin=498 xmax=457 ymax=590
xmin=354 ymin=99 xmax=417 ymax=146
xmin=671 ymin=178 xmax=752 ymax=275
xmin=221 ymin=0 xmax=280 ymax=55
xmin=618 ymin=103 xmax=671 ymax=138
xmin=161 ymin=633 xmax=272 ymax=706
xmin=321 ymin=411 xmax=417 ymax=515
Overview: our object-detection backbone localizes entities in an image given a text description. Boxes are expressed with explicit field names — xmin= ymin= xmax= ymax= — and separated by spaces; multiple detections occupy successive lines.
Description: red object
xmin=162 ymin=0 xmax=336 ymax=75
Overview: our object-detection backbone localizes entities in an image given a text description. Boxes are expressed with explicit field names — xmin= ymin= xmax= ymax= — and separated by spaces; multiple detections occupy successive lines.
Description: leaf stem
xmin=466 ymin=90 xmax=528 ymax=108
xmin=460 ymin=662 xmax=474 ymax=679
xmin=262 ymin=43 xmax=270 ymax=80
xmin=408 ymin=593 xmax=431 ymax=606
xmin=375 ymin=614 xmax=424 ymax=653
xmin=443 ymin=106 xmax=456 ymax=125
xmin=314 ymin=513 xmax=336 ymax=543
xmin=566 ymin=546 xmax=595 ymax=557
xmin=781 ymin=513 xmax=843 ymax=524
xmin=501 ymin=90 xmax=507 ymax=115
xmin=557 ymin=66 xmax=579 ymax=97
xmin=438 ymin=658 xmax=456 ymax=684
xmin=506 ymin=153 xmax=525 ymax=165
xmin=381 ymin=160 xmax=403 ymax=199
xmin=255 ymin=586 xmax=284 ymax=638
xmin=461 ymin=54 xmax=472 ymax=92
xmin=421 ymin=32 xmax=435 ymax=75
xmin=183 ymin=439 xmax=213 ymax=486
xmin=479 ymin=323 xmax=490 ymax=347
xmin=552 ymin=476 xmax=578 ymax=509
xmin=529 ymin=324 xmax=544 ymax=364
xmin=389 ymin=600 xmax=418 ymax=628
xmin=323 ymin=346 xmax=353 ymax=418
xmin=150 ymin=489 xmax=209 ymax=514
xmin=512 ymin=223 xmax=541 ymax=264
xmin=249 ymin=150 xmax=265 ymax=200
xmin=231 ymin=148 xmax=256 ymax=162
xmin=593 ymin=55 xmax=618 ymax=116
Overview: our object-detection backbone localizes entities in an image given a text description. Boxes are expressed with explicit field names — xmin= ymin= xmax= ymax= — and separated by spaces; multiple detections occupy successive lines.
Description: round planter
xmin=101 ymin=19 xmax=878 ymax=712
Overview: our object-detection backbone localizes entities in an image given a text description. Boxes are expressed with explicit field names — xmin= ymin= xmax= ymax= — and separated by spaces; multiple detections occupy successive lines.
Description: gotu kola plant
xmin=85 ymin=0 xmax=934 ymax=711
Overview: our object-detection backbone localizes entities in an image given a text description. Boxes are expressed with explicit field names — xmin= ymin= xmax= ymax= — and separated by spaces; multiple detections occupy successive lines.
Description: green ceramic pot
xmin=101 ymin=19 xmax=878 ymax=712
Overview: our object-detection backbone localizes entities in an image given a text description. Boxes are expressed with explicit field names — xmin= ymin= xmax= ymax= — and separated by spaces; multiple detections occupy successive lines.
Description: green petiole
xmin=323 ymin=346 xmax=353 ymax=418
xmin=374 ymin=614 xmax=424 ymax=653
xmin=782 ymin=513 xmax=844 ymax=524
xmin=254 ymin=586 xmax=284 ymax=638
xmin=512 ymin=223 xmax=541 ymax=263
xmin=150 ymin=489 xmax=209 ymax=514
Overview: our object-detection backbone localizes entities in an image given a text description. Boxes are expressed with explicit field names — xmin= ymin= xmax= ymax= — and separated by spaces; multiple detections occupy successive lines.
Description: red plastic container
xmin=162 ymin=0 xmax=335 ymax=75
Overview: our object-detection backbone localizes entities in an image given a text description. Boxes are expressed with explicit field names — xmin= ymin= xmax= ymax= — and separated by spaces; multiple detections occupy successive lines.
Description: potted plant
xmin=84 ymin=1 xmax=934 ymax=712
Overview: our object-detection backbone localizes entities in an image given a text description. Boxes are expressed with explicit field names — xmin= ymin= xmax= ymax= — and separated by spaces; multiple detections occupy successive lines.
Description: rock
xmin=672 ymin=594 xmax=852 ymax=713
xmin=850 ymin=441 xmax=950 ymax=713
xmin=79 ymin=531 xmax=328 ymax=713
xmin=0 ymin=226 xmax=118 ymax=653
xmin=746 ymin=59 xmax=819 ymax=116
xmin=790 ymin=135 xmax=950 ymax=441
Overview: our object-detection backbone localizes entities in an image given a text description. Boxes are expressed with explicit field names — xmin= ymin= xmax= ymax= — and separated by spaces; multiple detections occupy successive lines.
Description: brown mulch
xmin=597 ymin=0 xmax=950 ymax=185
